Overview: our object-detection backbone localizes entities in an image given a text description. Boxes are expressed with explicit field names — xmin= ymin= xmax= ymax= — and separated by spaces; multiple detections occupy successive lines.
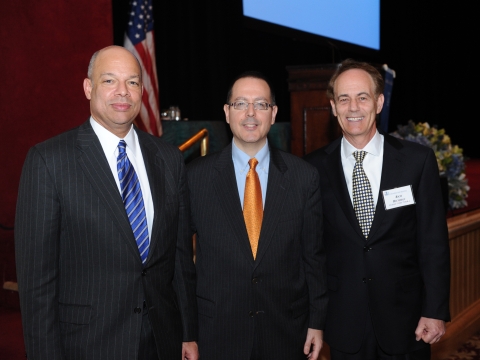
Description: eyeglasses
xmin=229 ymin=101 xmax=274 ymax=110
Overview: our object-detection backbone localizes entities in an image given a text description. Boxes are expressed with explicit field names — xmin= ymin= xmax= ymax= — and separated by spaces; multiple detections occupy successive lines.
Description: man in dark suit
xmin=304 ymin=59 xmax=450 ymax=359
xmin=15 ymin=46 xmax=198 ymax=360
xmin=187 ymin=71 xmax=327 ymax=360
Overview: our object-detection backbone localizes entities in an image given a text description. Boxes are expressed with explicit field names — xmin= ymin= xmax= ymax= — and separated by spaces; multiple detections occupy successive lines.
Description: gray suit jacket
xmin=187 ymin=143 xmax=327 ymax=360
xmin=15 ymin=120 xmax=197 ymax=359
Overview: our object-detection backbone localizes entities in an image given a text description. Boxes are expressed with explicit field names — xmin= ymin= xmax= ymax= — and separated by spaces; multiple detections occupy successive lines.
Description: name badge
xmin=382 ymin=185 xmax=415 ymax=210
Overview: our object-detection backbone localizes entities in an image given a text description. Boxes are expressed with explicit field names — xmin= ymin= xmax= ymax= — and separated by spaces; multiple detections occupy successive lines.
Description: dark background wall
xmin=0 ymin=0 xmax=473 ymax=229
xmin=112 ymin=1 xmax=473 ymax=157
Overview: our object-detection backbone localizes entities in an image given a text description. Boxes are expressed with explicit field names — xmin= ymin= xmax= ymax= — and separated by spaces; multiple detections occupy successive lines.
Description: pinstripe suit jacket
xmin=187 ymin=143 xmax=327 ymax=360
xmin=15 ymin=120 xmax=197 ymax=359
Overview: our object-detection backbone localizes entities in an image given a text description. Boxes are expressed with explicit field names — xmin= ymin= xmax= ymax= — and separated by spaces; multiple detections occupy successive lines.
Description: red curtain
xmin=0 ymin=0 xmax=114 ymax=226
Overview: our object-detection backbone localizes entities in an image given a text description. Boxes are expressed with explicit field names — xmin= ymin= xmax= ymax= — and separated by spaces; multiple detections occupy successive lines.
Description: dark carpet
xmin=442 ymin=332 xmax=480 ymax=360
xmin=0 ymin=306 xmax=25 ymax=359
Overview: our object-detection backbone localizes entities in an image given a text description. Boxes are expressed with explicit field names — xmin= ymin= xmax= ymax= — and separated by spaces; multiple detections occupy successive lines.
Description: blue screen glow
xmin=243 ymin=0 xmax=380 ymax=50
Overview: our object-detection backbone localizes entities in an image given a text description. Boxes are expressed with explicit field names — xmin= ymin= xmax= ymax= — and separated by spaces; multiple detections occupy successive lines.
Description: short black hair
xmin=226 ymin=70 xmax=276 ymax=105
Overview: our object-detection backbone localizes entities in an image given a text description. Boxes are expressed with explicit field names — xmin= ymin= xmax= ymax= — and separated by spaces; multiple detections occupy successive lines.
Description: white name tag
xmin=382 ymin=185 xmax=415 ymax=210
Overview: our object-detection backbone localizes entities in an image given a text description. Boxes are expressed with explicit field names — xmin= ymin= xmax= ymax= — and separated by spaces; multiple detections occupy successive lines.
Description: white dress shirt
xmin=232 ymin=139 xmax=269 ymax=209
xmin=90 ymin=117 xmax=154 ymax=237
xmin=341 ymin=130 xmax=384 ymax=207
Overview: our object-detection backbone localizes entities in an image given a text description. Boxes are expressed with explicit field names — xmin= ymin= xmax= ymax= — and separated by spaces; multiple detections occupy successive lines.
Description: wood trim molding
xmin=432 ymin=298 xmax=480 ymax=359
xmin=448 ymin=208 xmax=480 ymax=238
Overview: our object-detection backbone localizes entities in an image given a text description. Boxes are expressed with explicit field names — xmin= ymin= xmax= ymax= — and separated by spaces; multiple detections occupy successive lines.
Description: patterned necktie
xmin=243 ymin=158 xmax=263 ymax=259
xmin=352 ymin=151 xmax=375 ymax=239
xmin=117 ymin=140 xmax=149 ymax=265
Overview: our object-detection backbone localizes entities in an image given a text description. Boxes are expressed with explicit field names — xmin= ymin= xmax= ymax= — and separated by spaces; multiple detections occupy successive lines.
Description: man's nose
xmin=116 ymin=82 xmax=130 ymax=97
xmin=349 ymin=99 xmax=359 ymax=111
xmin=246 ymin=103 xmax=256 ymax=117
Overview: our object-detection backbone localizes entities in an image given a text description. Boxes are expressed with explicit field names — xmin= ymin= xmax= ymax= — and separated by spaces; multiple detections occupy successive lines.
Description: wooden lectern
xmin=286 ymin=64 xmax=342 ymax=157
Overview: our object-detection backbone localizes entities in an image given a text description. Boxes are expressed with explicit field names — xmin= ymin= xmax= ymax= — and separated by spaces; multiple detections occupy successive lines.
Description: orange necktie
xmin=243 ymin=158 xmax=263 ymax=259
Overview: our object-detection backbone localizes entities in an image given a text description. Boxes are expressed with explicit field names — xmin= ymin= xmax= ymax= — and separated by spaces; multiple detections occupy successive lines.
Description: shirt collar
xmin=90 ymin=117 xmax=137 ymax=157
xmin=232 ymin=139 xmax=270 ymax=173
xmin=342 ymin=130 xmax=383 ymax=159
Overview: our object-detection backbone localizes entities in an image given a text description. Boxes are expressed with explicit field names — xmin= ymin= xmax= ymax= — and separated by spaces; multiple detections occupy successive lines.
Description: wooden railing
xmin=178 ymin=128 xmax=209 ymax=156
xmin=432 ymin=208 xmax=480 ymax=359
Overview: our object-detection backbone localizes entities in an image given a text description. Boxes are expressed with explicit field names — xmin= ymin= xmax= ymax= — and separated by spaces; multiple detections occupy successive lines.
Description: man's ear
xmin=376 ymin=94 xmax=385 ymax=114
xmin=83 ymin=78 xmax=92 ymax=100
xmin=270 ymin=105 xmax=278 ymax=125
xmin=330 ymin=99 xmax=337 ymax=117
xmin=223 ymin=104 xmax=230 ymax=124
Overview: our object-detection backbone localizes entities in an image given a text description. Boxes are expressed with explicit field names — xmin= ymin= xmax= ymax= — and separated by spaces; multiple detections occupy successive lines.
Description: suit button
xmin=134 ymin=307 xmax=142 ymax=314
xmin=249 ymin=311 xmax=255 ymax=317
xmin=363 ymin=246 xmax=372 ymax=252
xmin=141 ymin=270 xmax=147 ymax=276
xmin=362 ymin=278 xmax=366 ymax=283
xmin=252 ymin=277 xmax=261 ymax=284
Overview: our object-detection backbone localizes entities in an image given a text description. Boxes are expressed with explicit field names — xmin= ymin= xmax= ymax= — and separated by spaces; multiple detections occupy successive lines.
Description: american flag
xmin=124 ymin=0 xmax=162 ymax=136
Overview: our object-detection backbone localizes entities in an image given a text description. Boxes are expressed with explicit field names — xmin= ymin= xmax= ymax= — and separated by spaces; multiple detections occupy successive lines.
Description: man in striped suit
xmin=15 ymin=46 xmax=198 ymax=360
xmin=187 ymin=71 xmax=328 ymax=360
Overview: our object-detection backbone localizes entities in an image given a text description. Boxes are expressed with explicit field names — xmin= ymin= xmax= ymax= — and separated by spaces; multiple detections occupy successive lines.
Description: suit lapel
xmin=323 ymin=139 xmax=365 ymax=241
xmin=136 ymin=129 xmax=165 ymax=263
xmin=254 ymin=147 xmax=289 ymax=266
xmin=367 ymin=135 xmax=407 ymax=241
xmin=75 ymin=121 xmax=141 ymax=259
xmin=213 ymin=144 xmax=256 ymax=266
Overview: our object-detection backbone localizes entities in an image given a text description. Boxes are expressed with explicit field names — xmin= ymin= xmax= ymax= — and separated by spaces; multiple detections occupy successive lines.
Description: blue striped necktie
xmin=117 ymin=140 xmax=149 ymax=265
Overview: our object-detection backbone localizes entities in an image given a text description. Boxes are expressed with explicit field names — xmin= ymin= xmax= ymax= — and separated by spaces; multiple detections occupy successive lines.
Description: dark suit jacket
xmin=187 ymin=143 xmax=327 ymax=360
xmin=304 ymin=134 xmax=450 ymax=355
xmin=15 ymin=120 xmax=197 ymax=360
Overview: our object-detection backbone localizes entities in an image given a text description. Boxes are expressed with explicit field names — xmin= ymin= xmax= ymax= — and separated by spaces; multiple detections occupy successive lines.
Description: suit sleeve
xmin=302 ymin=168 xmax=328 ymax=329
xmin=416 ymin=149 xmax=451 ymax=321
xmin=15 ymin=146 xmax=65 ymax=359
xmin=172 ymin=156 xmax=198 ymax=341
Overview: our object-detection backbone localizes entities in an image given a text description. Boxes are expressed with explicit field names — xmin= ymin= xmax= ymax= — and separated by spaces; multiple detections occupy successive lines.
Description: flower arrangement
xmin=390 ymin=120 xmax=469 ymax=209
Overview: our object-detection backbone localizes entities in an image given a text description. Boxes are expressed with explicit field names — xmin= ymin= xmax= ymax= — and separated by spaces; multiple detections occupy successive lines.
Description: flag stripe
xmin=124 ymin=0 xmax=162 ymax=136
xmin=137 ymin=32 xmax=159 ymax=101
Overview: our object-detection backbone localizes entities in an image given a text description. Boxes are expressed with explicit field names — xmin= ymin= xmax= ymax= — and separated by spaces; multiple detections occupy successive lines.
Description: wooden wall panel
xmin=449 ymin=231 xmax=480 ymax=317
xmin=286 ymin=65 xmax=341 ymax=157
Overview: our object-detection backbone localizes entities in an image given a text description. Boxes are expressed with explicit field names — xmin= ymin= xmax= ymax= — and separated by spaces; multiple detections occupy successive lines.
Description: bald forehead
xmin=97 ymin=46 xmax=134 ymax=59
xmin=91 ymin=46 xmax=142 ymax=79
